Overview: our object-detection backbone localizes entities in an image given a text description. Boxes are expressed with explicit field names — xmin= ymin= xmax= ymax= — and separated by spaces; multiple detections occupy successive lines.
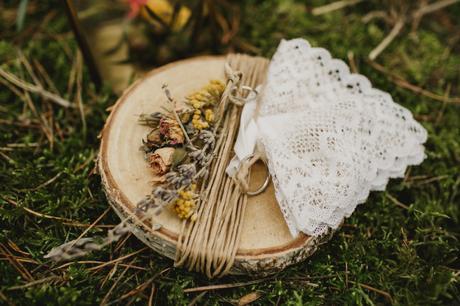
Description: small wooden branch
xmin=312 ymin=0 xmax=362 ymax=15
xmin=368 ymin=61 xmax=460 ymax=104
xmin=100 ymin=258 xmax=134 ymax=305
xmin=183 ymin=277 xmax=273 ymax=293
xmin=413 ymin=0 xmax=460 ymax=18
xmin=67 ymin=208 xmax=111 ymax=251
xmin=0 ymin=243 xmax=35 ymax=282
xmin=347 ymin=51 xmax=358 ymax=73
xmin=87 ymin=247 xmax=148 ymax=271
xmin=349 ymin=281 xmax=393 ymax=304
xmin=368 ymin=0 xmax=460 ymax=59
xmin=7 ymin=276 xmax=64 ymax=291
xmin=385 ymin=193 xmax=409 ymax=210
xmin=362 ymin=10 xmax=389 ymax=24
xmin=369 ymin=18 xmax=405 ymax=61
xmin=412 ymin=0 xmax=460 ymax=31
xmin=0 ymin=67 xmax=72 ymax=108
xmin=161 ymin=84 xmax=194 ymax=147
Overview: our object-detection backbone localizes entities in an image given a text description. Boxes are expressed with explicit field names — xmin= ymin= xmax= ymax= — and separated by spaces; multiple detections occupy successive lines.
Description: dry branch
xmin=312 ymin=0 xmax=362 ymax=15
xmin=368 ymin=18 xmax=405 ymax=61
xmin=368 ymin=61 xmax=460 ymax=104
xmin=368 ymin=0 xmax=460 ymax=59
xmin=413 ymin=0 xmax=460 ymax=18
xmin=183 ymin=277 xmax=273 ymax=293
xmin=0 ymin=67 xmax=72 ymax=108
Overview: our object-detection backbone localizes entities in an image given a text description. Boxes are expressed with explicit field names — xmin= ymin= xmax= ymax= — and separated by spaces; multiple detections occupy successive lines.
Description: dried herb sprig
xmin=139 ymin=111 xmax=163 ymax=127
xmin=44 ymin=218 xmax=139 ymax=262
xmin=44 ymin=80 xmax=225 ymax=262
xmin=162 ymin=84 xmax=194 ymax=147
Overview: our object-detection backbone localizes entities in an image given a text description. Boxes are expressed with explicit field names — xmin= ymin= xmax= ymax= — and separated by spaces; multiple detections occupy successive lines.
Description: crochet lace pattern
xmin=256 ymin=38 xmax=427 ymax=237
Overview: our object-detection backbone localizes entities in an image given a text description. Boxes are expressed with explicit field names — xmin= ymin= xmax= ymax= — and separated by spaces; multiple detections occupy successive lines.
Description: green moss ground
xmin=0 ymin=1 xmax=459 ymax=305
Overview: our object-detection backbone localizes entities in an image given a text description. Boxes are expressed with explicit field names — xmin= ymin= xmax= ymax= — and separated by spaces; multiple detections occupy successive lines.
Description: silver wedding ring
xmin=239 ymin=155 xmax=271 ymax=196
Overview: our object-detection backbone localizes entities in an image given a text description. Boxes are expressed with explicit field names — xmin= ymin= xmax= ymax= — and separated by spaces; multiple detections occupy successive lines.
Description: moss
xmin=0 ymin=0 xmax=459 ymax=305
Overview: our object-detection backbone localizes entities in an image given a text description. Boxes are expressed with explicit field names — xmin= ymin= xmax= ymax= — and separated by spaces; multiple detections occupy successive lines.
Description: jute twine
xmin=174 ymin=54 xmax=269 ymax=278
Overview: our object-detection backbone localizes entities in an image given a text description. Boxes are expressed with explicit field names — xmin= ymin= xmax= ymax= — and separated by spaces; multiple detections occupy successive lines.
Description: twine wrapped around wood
xmin=174 ymin=54 xmax=269 ymax=278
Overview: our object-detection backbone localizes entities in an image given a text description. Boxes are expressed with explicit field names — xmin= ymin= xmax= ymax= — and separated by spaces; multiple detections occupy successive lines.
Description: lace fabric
xmin=255 ymin=39 xmax=427 ymax=237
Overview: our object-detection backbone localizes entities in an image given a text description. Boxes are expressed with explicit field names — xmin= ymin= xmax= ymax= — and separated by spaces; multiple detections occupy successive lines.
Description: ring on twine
xmin=235 ymin=154 xmax=271 ymax=196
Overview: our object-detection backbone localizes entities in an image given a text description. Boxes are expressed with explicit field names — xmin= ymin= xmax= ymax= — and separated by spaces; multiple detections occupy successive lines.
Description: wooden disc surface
xmin=99 ymin=56 xmax=322 ymax=275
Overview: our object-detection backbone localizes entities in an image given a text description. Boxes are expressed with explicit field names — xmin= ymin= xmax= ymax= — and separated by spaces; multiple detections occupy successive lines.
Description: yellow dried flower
xmin=186 ymin=79 xmax=225 ymax=109
xmin=204 ymin=109 xmax=214 ymax=122
xmin=173 ymin=185 xmax=197 ymax=219
xmin=139 ymin=0 xmax=191 ymax=33
xmin=192 ymin=114 xmax=209 ymax=130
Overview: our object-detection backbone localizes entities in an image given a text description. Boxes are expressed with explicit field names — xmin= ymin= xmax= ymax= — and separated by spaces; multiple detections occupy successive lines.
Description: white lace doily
xmin=228 ymin=38 xmax=427 ymax=237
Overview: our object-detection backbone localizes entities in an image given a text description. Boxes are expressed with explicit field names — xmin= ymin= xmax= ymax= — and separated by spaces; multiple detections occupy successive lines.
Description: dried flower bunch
xmin=138 ymin=80 xmax=225 ymax=220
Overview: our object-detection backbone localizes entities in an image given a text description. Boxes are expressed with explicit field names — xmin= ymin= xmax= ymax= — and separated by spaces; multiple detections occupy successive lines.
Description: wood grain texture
xmin=98 ymin=55 xmax=328 ymax=275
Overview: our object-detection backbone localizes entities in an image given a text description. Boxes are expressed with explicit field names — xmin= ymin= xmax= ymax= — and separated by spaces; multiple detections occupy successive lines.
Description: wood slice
xmin=99 ymin=56 xmax=328 ymax=275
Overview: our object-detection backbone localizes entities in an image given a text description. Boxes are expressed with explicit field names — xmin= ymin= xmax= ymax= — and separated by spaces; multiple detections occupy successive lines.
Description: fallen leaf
xmin=237 ymin=291 xmax=261 ymax=306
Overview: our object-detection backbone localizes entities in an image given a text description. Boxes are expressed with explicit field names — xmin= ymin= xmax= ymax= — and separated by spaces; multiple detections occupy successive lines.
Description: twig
xmin=413 ymin=175 xmax=449 ymax=186
xmin=7 ymin=240 xmax=30 ymax=257
xmin=188 ymin=291 xmax=207 ymax=306
xmin=68 ymin=208 xmax=111 ymax=251
xmin=33 ymin=59 xmax=60 ymax=94
xmin=345 ymin=262 xmax=349 ymax=288
xmin=368 ymin=61 xmax=460 ymax=104
xmin=161 ymin=84 xmax=194 ymax=147
xmin=347 ymin=51 xmax=358 ymax=73
xmin=148 ymin=284 xmax=156 ymax=306
xmin=183 ymin=277 xmax=273 ymax=293
xmin=106 ymin=268 xmax=169 ymax=305
xmin=0 ymin=257 xmax=39 ymax=265
xmin=413 ymin=0 xmax=460 ymax=18
xmin=6 ymin=142 xmax=39 ymax=148
xmin=411 ymin=0 xmax=429 ymax=32
xmin=53 ymin=260 xmax=147 ymax=271
xmin=0 ymin=291 xmax=16 ymax=306
xmin=11 ymin=79 xmax=55 ymax=146
xmin=0 ymin=151 xmax=16 ymax=164
xmin=367 ymin=0 xmax=460 ymax=58
xmin=113 ymin=232 xmax=132 ymax=253
xmin=75 ymin=51 xmax=87 ymax=135
xmin=7 ymin=276 xmax=63 ymax=290
xmin=362 ymin=10 xmax=389 ymax=23
xmin=435 ymin=84 xmax=451 ymax=125
xmin=17 ymin=172 xmax=62 ymax=191
xmin=0 ymin=243 xmax=34 ymax=282
xmin=2 ymin=196 xmax=70 ymax=222
xmin=0 ymin=119 xmax=40 ymax=128
xmin=87 ymin=247 xmax=148 ymax=271
xmin=100 ymin=259 xmax=135 ymax=305
xmin=2 ymin=196 xmax=91 ymax=225
xmin=0 ymin=67 xmax=72 ymax=108
xmin=107 ymin=279 xmax=152 ymax=305
xmin=312 ymin=0 xmax=362 ymax=15
xmin=385 ymin=193 xmax=409 ymax=210
xmin=369 ymin=18 xmax=405 ymax=61
xmin=349 ymin=281 xmax=393 ymax=303
xmin=18 ymin=50 xmax=42 ymax=87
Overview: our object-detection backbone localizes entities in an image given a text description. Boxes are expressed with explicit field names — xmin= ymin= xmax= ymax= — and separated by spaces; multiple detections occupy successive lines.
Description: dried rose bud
xmin=147 ymin=129 xmax=161 ymax=143
xmin=159 ymin=117 xmax=184 ymax=144
xmin=148 ymin=147 xmax=175 ymax=176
